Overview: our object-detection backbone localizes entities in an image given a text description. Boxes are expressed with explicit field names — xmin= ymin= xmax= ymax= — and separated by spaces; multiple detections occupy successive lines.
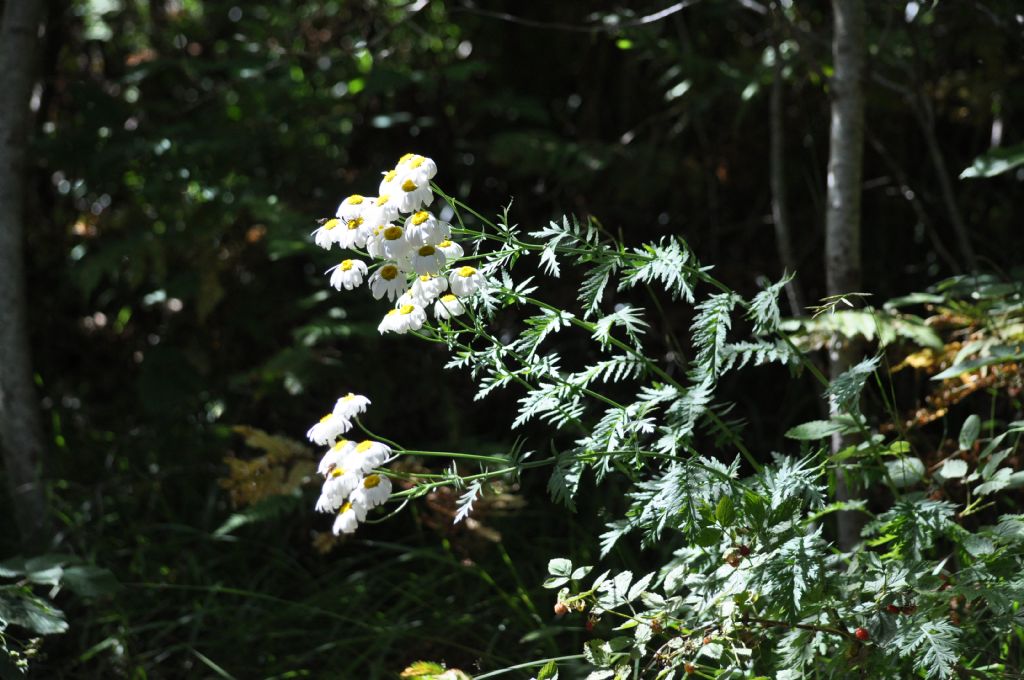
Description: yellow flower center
xmin=385 ymin=309 xmax=399 ymax=316
xmin=330 ymin=467 xmax=346 ymax=478
xmin=340 ymin=260 xmax=354 ymax=271
xmin=411 ymin=211 xmax=430 ymax=226
xmin=356 ymin=440 xmax=373 ymax=452
xmin=401 ymin=179 xmax=418 ymax=192
xmin=418 ymin=274 xmax=433 ymax=282
xmin=440 ymin=294 xmax=458 ymax=303
xmin=323 ymin=218 xmax=340 ymax=230
xmin=383 ymin=226 xmax=403 ymax=241
xmin=457 ymin=266 xmax=477 ymax=277
xmin=346 ymin=217 xmax=363 ymax=230
xmin=417 ymin=245 xmax=436 ymax=257
xmin=409 ymin=157 xmax=425 ymax=169
xmin=332 ymin=439 xmax=348 ymax=451
xmin=383 ymin=170 xmax=397 ymax=182
xmin=347 ymin=195 xmax=364 ymax=205
xmin=364 ymin=474 xmax=381 ymax=489
xmin=399 ymin=304 xmax=416 ymax=315
xmin=376 ymin=195 xmax=389 ymax=206
xmin=340 ymin=501 xmax=352 ymax=514
xmin=398 ymin=153 xmax=415 ymax=164
xmin=319 ymin=413 xmax=332 ymax=423
xmin=380 ymin=265 xmax=399 ymax=280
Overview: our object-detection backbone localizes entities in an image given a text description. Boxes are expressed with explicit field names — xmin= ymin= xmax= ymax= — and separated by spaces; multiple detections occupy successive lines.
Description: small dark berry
xmin=737 ymin=545 xmax=751 ymax=557
xmin=725 ymin=553 xmax=741 ymax=568
xmin=702 ymin=636 xmax=712 ymax=645
xmin=854 ymin=627 xmax=870 ymax=642
xmin=684 ymin=663 xmax=696 ymax=674
xmin=651 ymin=620 xmax=663 ymax=634
xmin=886 ymin=604 xmax=901 ymax=614
xmin=554 ymin=602 xmax=569 ymax=617
xmin=901 ymin=604 xmax=917 ymax=615
xmin=586 ymin=618 xmax=597 ymax=632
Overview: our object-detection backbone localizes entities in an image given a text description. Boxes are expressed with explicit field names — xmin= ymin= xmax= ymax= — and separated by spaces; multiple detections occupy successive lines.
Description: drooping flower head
xmin=369 ymin=263 xmax=407 ymax=302
xmin=410 ymin=245 xmax=446 ymax=276
xmin=313 ymin=218 xmax=341 ymax=250
xmin=332 ymin=500 xmax=368 ymax=535
xmin=436 ymin=239 xmax=464 ymax=262
xmin=434 ymin=294 xmax=466 ymax=320
xmin=411 ymin=274 xmax=448 ymax=306
xmin=378 ymin=304 xmax=426 ymax=335
xmin=449 ymin=266 xmax=486 ymax=296
xmin=317 ymin=439 xmax=354 ymax=477
xmin=349 ymin=473 xmax=392 ymax=509
xmin=404 ymin=211 xmax=450 ymax=246
xmin=334 ymin=393 xmax=371 ymax=420
xmin=328 ymin=259 xmax=368 ymax=291
xmin=343 ymin=440 xmax=392 ymax=474
xmin=306 ymin=411 xmax=351 ymax=446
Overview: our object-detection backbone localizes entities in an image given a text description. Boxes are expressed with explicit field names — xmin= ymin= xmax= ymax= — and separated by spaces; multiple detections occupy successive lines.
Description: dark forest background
xmin=0 ymin=0 xmax=1022 ymax=677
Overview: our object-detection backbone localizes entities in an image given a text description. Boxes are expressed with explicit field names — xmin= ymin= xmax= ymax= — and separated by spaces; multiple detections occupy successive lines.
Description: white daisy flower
xmin=435 ymin=239 xmax=464 ymax=261
xmin=336 ymin=216 xmax=372 ymax=249
xmin=378 ymin=169 xmax=400 ymax=197
xmin=409 ymin=245 xmax=446 ymax=276
xmin=306 ymin=411 xmax=351 ymax=446
xmin=328 ymin=259 xmax=368 ymax=291
xmin=315 ymin=465 xmax=360 ymax=512
xmin=332 ymin=500 xmax=368 ymax=535
xmin=363 ymin=194 xmax=401 ymax=228
xmin=335 ymin=195 xmax=367 ymax=222
xmin=342 ymin=439 xmax=393 ymax=474
xmin=312 ymin=218 xmax=342 ymax=249
xmin=410 ymin=274 xmax=448 ymax=306
xmin=349 ymin=473 xmax=392 ymax=509
xmin=396 ymin=176 xmax=433 ymax=213
xmin=365 ymin=226 xmax=386 ymax=259
xmin=449 ymin=265 xmax=486 ymax=296
xmin=396 ymin=154 xmax=438 ymax=183
xmin=368 ymin=263 xmax=407 ymax=302
xmin=334 ymin=393 xmax=371 ymax=420
xmin=317 ymin=439 xmax=354 ymax=477
xmin=404 ymin=211 xmax=450 ymax=246
xmin=378 ymin=225 xmax=413 ymax=261
xmin=434 ymin=294 xmax=466 ymax=320
xmin=377 ymin=304 xmax=426 ymax=335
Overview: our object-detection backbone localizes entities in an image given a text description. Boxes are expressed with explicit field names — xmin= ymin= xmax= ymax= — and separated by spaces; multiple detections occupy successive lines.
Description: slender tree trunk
xmin=0 ymin=0 xmax=51 ymax=550
xmin=826 ymin=0 xmax=866 ymax=552
xmin=769 ymin=8 xmax=805 ymax=315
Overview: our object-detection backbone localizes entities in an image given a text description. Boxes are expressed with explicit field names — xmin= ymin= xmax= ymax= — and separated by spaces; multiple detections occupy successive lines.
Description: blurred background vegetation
xmin=1 ymin=0 xmax=1022 ymax=677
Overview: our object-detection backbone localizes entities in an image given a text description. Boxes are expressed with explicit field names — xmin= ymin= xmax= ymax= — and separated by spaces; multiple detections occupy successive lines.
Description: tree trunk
xmin=825 ymin=0 xmax=866 ymax=552
xmin=0 ymin=0 xmax=51 ymax=550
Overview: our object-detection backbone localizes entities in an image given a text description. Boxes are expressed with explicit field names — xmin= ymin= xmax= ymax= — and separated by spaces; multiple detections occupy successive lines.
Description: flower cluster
xmin=306 ymin=393 xmax=394 ymax=535
xmin=313 ymin=154 xmax=486 ymax=334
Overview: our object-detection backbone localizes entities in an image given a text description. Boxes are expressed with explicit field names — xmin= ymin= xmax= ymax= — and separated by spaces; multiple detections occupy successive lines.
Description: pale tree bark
xmin=825 ymin=0 xmax=866 ymax=552
xmin=0 ymin=0 xmax=51 ymax=550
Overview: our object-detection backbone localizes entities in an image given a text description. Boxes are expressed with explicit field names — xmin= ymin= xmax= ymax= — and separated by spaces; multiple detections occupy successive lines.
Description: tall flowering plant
xmin=297 ymin=156 xmax=1024 ymax=679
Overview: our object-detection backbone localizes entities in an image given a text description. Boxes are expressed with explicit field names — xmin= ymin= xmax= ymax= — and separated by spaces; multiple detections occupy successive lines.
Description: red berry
xmin=901 ymin=604 xmax=917 ymax=615
xmin=554 ymin=602 xmax=568 ymax=617
xmin=586 ymin=618 xmax=596 ymax=632
xmin=737 ymin=545 xmax=751 ymax=557
xmin=886 ymin=604 xmax=900 ymax=614
xmin=702 ymin=636 xmax=712 ymax=645
xmin=854 ymin=627 xmax=870 ymax=642
xmin=684 ymin=663 xmax=696 ymax=674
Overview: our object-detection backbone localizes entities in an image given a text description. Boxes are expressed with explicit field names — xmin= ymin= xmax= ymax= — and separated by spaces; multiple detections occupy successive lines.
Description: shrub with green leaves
xmin=300 ymin=156 xmax=1024 ymax=679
